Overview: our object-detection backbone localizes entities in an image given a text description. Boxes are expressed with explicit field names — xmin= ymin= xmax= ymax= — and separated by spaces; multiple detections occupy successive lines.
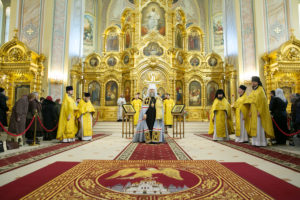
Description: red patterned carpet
xmin=114 ymin=136 xmax=192 ymax=160
xmin=0 ymin=134 xmax=109 ymax=174
xmin=1 ymin=160 xmax=299 ymax=200
xmin=196 ymin=133 xmax=300 ymax=172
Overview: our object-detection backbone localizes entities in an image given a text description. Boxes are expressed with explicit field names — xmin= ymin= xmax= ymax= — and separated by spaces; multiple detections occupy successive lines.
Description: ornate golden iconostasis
xmin=72 ymin=0 xmax=237 ymax=121
xmin=0 ymin=31 xmax=45 ymax=110
xmin=263 ymin=33 xmax=300 ymax=112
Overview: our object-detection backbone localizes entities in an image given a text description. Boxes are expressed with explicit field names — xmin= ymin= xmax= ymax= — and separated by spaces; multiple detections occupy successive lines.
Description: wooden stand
xmin=172 ymin=112 xmax=185 ymax=139
xmin=122 ymin=113 xmax=134 ymax=138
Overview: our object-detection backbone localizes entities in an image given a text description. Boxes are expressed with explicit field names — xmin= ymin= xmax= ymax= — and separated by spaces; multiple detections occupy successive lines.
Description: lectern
xmin=122 ymin=104 xmax=136 ymax=138
xmin=171 ymin=105 xmax=185 ymax=138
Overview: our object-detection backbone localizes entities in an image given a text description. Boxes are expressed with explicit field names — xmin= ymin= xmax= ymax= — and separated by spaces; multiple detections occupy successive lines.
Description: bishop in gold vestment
xmin=233 ymin=85 xmax=250 ymax=143
xmin=77 ymin=93 xmax=95 ymax=141
xmin=163 ymin=93 xmax=175 ymax=126
xmin=57 ymin=86 xmax=78 ymax=143
xmin=131 ymin=93 xmax=142 ymax=125
xmin=208 ymin=89 xmax=234 ymax=141
xmin=244 ymin=76 xmax=274 ymax=146
xmin=133 ymin=84 xmax=165 ymax=144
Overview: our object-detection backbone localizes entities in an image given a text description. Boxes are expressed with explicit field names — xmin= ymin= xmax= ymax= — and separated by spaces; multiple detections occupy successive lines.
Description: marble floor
xmin=0 ymin=122 xmax=300 ymax=188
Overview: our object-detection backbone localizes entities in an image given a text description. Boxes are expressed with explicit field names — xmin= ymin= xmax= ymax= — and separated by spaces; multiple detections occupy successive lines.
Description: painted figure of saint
xmin=147 ymin=8 xmax=160 ymax=31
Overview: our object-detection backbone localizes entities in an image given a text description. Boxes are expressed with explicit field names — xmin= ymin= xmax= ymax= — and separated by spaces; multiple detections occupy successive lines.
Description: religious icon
xmin=190 ymin=57 xmax=200 ymax=66
xmin=83 ymin=14 xmax=94 ymax=47
xmin=157 ymin=87 xmax=165 ymax=99
xmin=212 ymin=14 xmax=224 ymax=52
xmin=124 ymin=80 xmax=131 ymax=102
xmin=88 ymin=81 xmax=100 ymax=106
xmin=125 ymin=30 xmax=131 ymax=49
xmin=188 ymin=30 xmax=200 ymax=51
xmin=106 ymin=32 xmax=119 ymax=51
xmin=177 ymin=53 xmax=183 ymax=64
xmin=107 ymin=57 xmax=117 ymax=66
xmin=122 ymin=104 xmax=136 ymax=114
xmin=282 ymin=86 xmax=292 ymax=102
xmin=89 ymin=57 xmax=99 ymax=67
xmin=206 ymin=81 xmax=219 ymax=106
xmin=208 ymin=57 xmax=218 ymax=67
xmin=176 ymin=80 xmax=183 ymax=104
xmin=175 ymin=28 xmax=183 ymax=49
xmin=172 ymin=105 xmax=185 ymax=114
xmin=142 ymin=87 xmax=148 ymax=99
xmin=143 ymin=42 xmax=163 ymax=56
xmin=15 ymin=85 xmax=30 ymax=103
xmin=105 ymin=81 xmax=118 ymax=106
xmin=141 ymin=2 xmax=165 ymax=36
xmin=123 ymin=55 xmax=129 ymax=64
xmin=189 ymin=81 xmax=201 ymax=106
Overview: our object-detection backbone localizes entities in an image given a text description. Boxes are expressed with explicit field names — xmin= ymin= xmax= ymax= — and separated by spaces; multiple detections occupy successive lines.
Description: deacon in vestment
xmin=117 ymin=94 xmax=126 ymax=122
xmin=208 ymin=89 xmax=234 ymax=141
xmin=245 ymin=76 xmax=274 ymax=146
xmin=56 ymin=86 xmax=78 ymax=143
xmin=163 ymin=93 xmax=175 ymax=127
xmin=77 ymin=93 xmax=95 ymax=141
xmin=131 ymin=93 xmax=142 ymax=126
xmin=233 ymin=85 xmax=250 ymax=143
xmin=133 ymin=84 xmax=165 ymax=144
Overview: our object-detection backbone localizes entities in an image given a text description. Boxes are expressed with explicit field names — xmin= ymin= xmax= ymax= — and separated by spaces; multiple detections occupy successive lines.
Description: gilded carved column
xmin=230 ymin=71 xmax=237 ymax=103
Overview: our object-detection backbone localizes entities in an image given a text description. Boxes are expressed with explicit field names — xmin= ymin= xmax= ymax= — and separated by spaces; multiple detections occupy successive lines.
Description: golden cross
xmin=13 ymin=28 xmax=18 ymax=38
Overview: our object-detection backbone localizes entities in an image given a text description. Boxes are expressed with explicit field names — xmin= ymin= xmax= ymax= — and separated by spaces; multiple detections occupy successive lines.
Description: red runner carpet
xmin=114 ymin=136 xmax=192 ymax=160
xmin=0 ymin=134 xmax=108 ymax=174
xmin=196 ymin=133 xmax=300 ymax=172
xmin=0 ymin=162 xmax=79 ymax=200
xmin=222 ymin=162 xmax=300 ymax=200
xmin=1 ymin=161 xmax=300 ymax=200
xmin=129 ymin=143 xmax=178 ymax=160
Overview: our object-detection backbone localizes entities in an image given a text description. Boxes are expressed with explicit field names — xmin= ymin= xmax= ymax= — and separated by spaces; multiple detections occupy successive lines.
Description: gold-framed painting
xmin=15 ymin=85 xmax=30 ymax=103
xmin=122 ymin=104 xmax=136 ymax=114
xmin=171 ymin=104 xmax=185 ymax=114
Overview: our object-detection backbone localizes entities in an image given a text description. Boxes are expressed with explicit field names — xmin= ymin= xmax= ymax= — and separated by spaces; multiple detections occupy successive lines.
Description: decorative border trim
xmin=195 ymin=133 xmax=300 ymax=173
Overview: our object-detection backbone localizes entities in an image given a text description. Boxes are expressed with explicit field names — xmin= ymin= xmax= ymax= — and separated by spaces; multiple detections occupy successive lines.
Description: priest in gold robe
xmin=77 ymin=93 xmax=95 ymax=141
xmin=244 ymin=76 xmax=274 ymax=146
xmin=131 ymin=93 xmax=142 ymax=126
xmin=208 ymin=89 xmax=234 ymax=141
xmin=163 ymin=93 xmax=175 ymax=127
xmin=133 ymin=84 xmax=165 ymax=144
xmin=233 ymin=85 xmax=250 ymax=143
xmin=56 ymin=86 xmax=78 ymax=143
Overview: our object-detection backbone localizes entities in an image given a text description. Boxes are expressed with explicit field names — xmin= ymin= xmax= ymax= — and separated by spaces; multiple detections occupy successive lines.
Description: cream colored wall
xmin=8 ymin=0 xmax=19 ymax=40
xmin=253 ymin=0 xmax=267 ymax=86
xmin=289 ymin=0 xmax=300 ymax=38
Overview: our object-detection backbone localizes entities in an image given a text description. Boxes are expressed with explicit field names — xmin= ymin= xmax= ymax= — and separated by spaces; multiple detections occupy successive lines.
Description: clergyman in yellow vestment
xmin=131 ymin=93 xmax=142 ymax=125
xmin=233 ymin=85 xmax=250 ymax=143
xmin=57 ymin=86 xmax=78 ymax=143
xmin=208 ymin=89 xmax=234 ymax=140
xmin=163 ymin=93 xmax=175 ymax=126
xmin=77 ymin=93 xmax=95 ymax=141
xmin=244 ymin=76 xmax=274 ymax=146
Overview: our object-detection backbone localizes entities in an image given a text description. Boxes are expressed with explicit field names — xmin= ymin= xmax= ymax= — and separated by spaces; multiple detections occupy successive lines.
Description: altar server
xmin=77 ymin=93 xmax=95 ymax=141
xmin=208 ymin=89 xmax=234 ymax=141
